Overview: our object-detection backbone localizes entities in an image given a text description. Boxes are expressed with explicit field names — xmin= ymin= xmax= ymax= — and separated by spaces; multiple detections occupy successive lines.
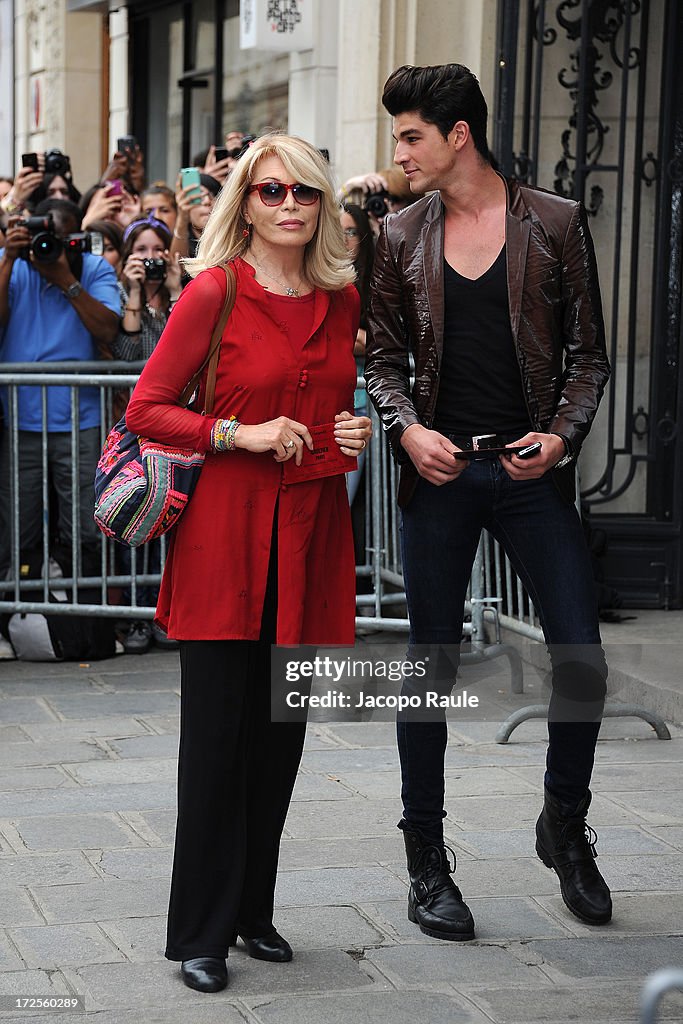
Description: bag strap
xmin=179 ymin=265 xmax=237 ymax=413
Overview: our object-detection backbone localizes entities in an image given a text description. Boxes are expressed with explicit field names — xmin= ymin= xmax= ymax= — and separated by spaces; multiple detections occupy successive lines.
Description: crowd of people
xmin=0 ymin=131 xmax=415 ymax=654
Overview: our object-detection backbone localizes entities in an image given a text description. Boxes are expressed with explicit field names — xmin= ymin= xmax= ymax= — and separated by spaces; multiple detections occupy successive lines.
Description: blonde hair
xmin=183 ymin=133 xmax=356 ymax=292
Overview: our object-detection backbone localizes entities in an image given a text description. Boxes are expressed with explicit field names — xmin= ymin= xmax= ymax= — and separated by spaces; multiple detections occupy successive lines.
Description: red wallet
xmin=282 ymin=422 xmax=357 ymax=484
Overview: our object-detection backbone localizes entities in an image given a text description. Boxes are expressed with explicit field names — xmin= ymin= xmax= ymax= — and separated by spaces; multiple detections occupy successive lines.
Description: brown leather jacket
xmin=364 ymin=178 xmax=610 ymax=507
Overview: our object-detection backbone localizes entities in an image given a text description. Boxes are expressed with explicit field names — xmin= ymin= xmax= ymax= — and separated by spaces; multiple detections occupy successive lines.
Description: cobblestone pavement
xmin=0 ymin=645 xmax=682 ymax=1024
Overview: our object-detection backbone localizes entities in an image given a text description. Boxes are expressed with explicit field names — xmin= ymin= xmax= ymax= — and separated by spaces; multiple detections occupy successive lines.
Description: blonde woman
xmin=125 ymin=134 xmax=371 ymax=993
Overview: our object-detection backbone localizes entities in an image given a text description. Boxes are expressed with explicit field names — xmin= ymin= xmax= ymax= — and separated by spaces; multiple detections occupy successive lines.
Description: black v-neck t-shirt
xmin=432 ymin=246 xmax=532 ymax=437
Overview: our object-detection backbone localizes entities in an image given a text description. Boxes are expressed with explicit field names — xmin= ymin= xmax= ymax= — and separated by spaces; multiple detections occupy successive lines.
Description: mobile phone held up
xmin=180 ymin=167 xmax=202 ymax=205
xmin=117 ymin=135 xmax=137 ymax=156
xmin=213 ymin=146 xmax=229 ymax=163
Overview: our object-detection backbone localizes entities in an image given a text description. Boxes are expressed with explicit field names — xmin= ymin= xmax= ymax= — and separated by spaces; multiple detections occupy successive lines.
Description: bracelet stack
xmin=211 ymin=416 xmax=240 ymax=452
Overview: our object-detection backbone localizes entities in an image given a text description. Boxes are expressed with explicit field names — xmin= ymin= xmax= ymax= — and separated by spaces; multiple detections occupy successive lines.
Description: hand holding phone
xmin=117 ymin=136 xmax=137 ymax=158
xmin=180 ymin=167 xmax=202 ymax=205
xmin=514 ymin=441 xmax=542 ymax=460
xmin=453 ymin=446 xmax=527 ymax=461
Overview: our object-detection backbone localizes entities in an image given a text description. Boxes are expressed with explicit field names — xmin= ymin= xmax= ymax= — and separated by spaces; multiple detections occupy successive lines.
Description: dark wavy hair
xmin=342 ymin=204 xmax=374 ymax=327
xmin=382 ymin=64 xmax=491 ymax=164
xmin=29 ymin=171 xmax=82 ymax=210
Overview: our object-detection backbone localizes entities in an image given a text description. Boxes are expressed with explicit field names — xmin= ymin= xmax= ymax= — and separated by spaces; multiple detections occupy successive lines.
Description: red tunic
xmin=125 ymin=258 xmax=360 ymax=644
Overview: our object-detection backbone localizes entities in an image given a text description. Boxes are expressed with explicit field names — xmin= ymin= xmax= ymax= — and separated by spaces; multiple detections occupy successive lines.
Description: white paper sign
xmin=240 ymin=0 xmax=313 ymax=52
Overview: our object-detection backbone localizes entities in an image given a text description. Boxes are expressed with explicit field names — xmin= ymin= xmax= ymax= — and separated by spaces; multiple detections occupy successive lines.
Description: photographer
xmin=112 ymin=215 xmax=182 ymax=654
xmin=339 ymin=167 xmax=419 ymax=238
xmin=21 ymin=150 xmax=82 ymax=210
xmin=0 ymin=198 xmax=119 ymax=578
xmin=114 ymin=215 xmax=182 ymax=361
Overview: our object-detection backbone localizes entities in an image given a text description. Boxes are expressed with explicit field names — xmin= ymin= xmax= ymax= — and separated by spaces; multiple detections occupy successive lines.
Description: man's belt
xmin=446 ymin=432 xmax=521 ymax=451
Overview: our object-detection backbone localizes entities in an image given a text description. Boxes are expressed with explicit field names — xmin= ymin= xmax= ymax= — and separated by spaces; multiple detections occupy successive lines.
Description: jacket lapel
xmin=504 ymin=177 xmax=530 ymax=343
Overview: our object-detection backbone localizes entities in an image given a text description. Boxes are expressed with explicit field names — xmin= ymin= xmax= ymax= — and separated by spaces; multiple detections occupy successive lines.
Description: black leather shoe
xmin=536 ymin=787 xmax=612 ymax=925
xmin=237 ymin=931 xmax=293 ymax=962
xmin=401 ymin=822 xmax=475 ymax=941
xmin=180 ymin=957 xmax=228 ymax=992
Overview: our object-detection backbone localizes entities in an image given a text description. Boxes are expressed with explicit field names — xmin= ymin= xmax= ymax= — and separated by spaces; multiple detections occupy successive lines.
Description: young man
xmin=364 ymin=64 xmax=612 ymax=941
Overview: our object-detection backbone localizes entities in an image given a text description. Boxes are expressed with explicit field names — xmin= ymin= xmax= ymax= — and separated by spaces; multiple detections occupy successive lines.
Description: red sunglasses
xmin=246 ymin=181 xmax=321 ymax=207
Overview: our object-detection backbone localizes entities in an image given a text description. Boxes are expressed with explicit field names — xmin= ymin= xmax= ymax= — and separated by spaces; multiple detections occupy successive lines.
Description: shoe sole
xmin=408 ymin=906 xmax=475 ymax=941
xmin=535 ymin=840 xmax=612 ymax=926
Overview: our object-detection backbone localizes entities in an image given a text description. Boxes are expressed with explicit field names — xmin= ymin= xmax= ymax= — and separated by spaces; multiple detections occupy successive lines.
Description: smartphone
xmin=180 ymin=166 xmax=202 ymax=205
xmin=516 ymin=441 xmax=543 ymax=460
xmin=117 ymin=135 xmax=137 ymax=156
xmin=21 ymin=153 xmax=39 ymax=171
xmin=106 ymin=179 xmax=124 ymax=197
xmin=453 ymin=446 xmax=527 ymax=461
xmin=214 ymin=146 xmax=229 ymax=162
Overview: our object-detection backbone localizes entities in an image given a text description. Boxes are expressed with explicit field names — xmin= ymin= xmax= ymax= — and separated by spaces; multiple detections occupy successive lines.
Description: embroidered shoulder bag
xmin=94 ymin=266 xmax=236 ymax=547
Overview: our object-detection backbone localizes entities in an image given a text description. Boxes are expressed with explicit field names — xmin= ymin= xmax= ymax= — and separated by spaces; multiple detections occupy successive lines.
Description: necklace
xmin=144 ymin=282 xmax=165 ymax=318
xmin=253 ymin=257 xmax=303 ymax=297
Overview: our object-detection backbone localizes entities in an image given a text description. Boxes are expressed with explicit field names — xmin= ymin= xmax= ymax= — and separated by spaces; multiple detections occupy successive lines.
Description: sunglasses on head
xmin=247 ymin=181 xmax=321 ymax=207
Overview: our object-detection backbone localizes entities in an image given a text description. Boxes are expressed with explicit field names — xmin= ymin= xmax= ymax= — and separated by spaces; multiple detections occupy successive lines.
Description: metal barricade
xmin=0 ymin=363 xmax=155 ymax=620
xmin=640 ymin=969 xmax=683 ymax=1024
xmin=0 ymin=366 xmax=564 ymax=644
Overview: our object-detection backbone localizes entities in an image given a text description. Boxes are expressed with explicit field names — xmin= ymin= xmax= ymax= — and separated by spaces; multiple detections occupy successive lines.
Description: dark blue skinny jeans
xmin=398 ymin=459 xmax=607 ymax=845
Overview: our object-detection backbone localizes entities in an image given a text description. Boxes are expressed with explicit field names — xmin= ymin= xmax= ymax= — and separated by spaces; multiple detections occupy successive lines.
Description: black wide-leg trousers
xmin=165 ymin=555 xmax=307 ymax=961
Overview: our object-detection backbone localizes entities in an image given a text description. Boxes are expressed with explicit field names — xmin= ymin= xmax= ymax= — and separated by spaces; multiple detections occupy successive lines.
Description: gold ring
xmin=285 ymin=440 xmax=295 ymax=449
xmin=360 ymin=439 xmax=366 ymax=449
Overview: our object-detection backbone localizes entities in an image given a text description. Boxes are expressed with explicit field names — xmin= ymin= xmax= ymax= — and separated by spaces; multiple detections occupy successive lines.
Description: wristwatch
xmin=63 ymin=281 xmax=83 ymax=301
xmin=552 ymin=433 xmax=574 ymax=469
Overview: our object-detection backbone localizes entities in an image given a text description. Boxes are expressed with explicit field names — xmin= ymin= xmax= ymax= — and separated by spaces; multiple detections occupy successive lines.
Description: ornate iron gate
xmin=494 ymin=0 xmax=683 ymax=608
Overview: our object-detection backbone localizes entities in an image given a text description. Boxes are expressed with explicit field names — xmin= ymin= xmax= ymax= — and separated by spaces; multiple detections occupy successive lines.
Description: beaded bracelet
xmin=211 ymin=415 xmax=240 ymax=452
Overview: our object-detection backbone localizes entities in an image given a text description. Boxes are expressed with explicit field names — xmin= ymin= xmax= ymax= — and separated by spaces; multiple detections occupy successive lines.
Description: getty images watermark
xmin=270 ymin=645 xmax=482 ymax=723
xmin=270 ymin=641 xmax=623 ymax=724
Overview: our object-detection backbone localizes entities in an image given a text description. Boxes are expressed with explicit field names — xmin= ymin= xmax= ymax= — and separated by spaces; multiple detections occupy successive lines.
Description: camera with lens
xmin=18 ymin=214 xmax=62 ymax=263
xmin=44 ymin=148 xmax=71 ymax=176
xmin=143 ymin=257 xmax=167 ymax=281
xmin=18 ymin=213 xmax=103 ymax=263
xmin=363 ymin=191 xmax=390 ymax=219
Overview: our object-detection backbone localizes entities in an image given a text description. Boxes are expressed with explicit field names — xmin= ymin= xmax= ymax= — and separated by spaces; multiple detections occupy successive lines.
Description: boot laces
xmin=559 ymin=819 xmax=599 ymax=858
xmin=413 ymin=841 xmax=460 ymax=903
xmin=415 ymin=841 xmax=456 ymax=874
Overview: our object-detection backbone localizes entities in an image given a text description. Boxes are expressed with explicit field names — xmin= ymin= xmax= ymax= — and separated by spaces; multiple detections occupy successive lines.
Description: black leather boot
xmin=401 ymin=823 xmax=475 ymax=940
xmin=535 ymin=788 xmax=612 ymax=925
xmin=180 ymin=957 xmax=228 ymax=992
